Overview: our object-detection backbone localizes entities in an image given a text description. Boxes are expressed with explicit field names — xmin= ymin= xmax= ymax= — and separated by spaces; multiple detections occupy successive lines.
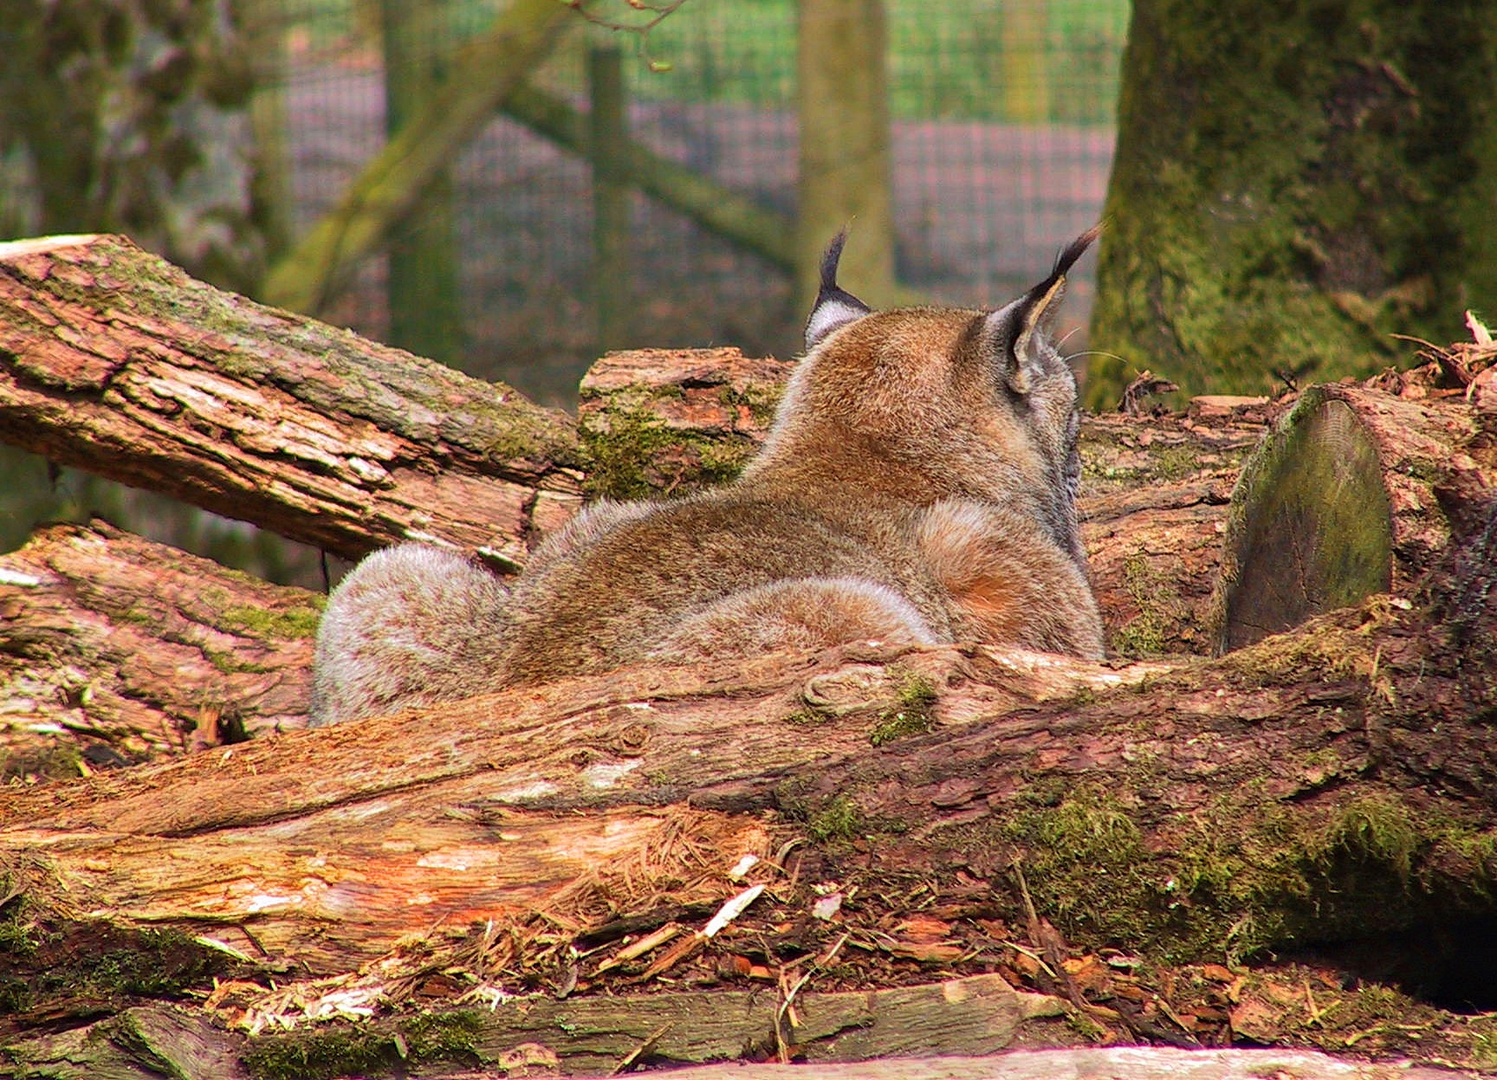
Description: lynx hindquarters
xmin=308 ymin=545 xmax=509 ymax=727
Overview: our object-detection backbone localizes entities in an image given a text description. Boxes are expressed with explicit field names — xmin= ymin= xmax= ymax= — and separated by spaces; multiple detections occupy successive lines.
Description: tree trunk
xmin=1087 ymin=0 xmax=1497 ymax=404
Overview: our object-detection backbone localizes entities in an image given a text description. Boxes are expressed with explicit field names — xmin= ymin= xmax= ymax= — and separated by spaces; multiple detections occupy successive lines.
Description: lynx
xmin=309 ymin=228 xmax=1105 ymax=725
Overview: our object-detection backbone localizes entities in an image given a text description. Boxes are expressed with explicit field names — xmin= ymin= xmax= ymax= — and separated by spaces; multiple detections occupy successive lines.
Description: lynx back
xmin=309 ymin=229 xmax=1105 ymax=725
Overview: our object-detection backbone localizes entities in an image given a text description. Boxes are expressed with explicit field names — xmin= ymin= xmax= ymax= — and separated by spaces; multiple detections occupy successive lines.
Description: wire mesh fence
xmin=274 ymin=0 xmax=1127 ymax=404
xmin=0 ymin=0 xmax=1127 ymax=578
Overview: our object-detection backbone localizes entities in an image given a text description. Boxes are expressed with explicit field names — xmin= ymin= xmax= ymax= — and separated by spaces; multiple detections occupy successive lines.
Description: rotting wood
xmin=0 ymin=1000 xmax=1463 ymax=1080
xmin=4 ymin=548 xmax=1496 ymax=976
xmin=0 ymin=236 xmax=1261 ymax=653
xmin=1211 ymin=383 xmax=1481 ymax=652
xmin=0 ymin=234 xmax=584 ymax=568
xmin=4 ymin=555 xmax=1497 ymax=1070
xmin=0 ymin=521 xmax=315 ymax=773
xmin=230 ymin=973 xmax=1067 ymax=1075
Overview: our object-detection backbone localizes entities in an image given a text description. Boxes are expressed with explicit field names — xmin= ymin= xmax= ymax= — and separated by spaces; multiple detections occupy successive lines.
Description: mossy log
xmin=3 ymin=532 xmax=1496 ymax=975
xmin=0 ymin=235 xmax=584 ymax=569
xmin=1 ymin=234 xmax=1263 ymax=654
xmin=1211 ymin=384 xmax=1479 ymax=652
xmin=11 ymin=1002 xmax=1459 ymax=1080
xmin=4 ymin=545 xmax=1497 ymax=1070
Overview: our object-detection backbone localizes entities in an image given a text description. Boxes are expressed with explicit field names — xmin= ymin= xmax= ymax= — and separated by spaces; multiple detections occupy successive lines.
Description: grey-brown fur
xmin=309 ymin=228 xmax=1105 ymax=725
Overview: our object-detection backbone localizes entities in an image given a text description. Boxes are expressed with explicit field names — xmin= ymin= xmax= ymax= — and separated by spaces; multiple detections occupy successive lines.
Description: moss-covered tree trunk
xmin=1087 ymin=0 xmax=1497 ymax=404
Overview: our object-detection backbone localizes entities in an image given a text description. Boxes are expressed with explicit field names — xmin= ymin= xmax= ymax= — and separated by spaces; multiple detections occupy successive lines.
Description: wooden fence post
xmin=590 ymin=44 xmax=631 ymax=354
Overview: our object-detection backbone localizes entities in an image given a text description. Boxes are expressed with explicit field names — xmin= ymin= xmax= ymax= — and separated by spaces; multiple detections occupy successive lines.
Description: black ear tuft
xmin=804 ymin=229 xmax=873 ymax=351
xmin=820 ymin=228 xmax=850 ymax=293
xmin=1053 ymin=222 xmax=1103 ymax=281
xmin=984 ymin=224 xmax=1101 ymax=394
xmin=1028 ymin=222 xmax=1102 ymax=309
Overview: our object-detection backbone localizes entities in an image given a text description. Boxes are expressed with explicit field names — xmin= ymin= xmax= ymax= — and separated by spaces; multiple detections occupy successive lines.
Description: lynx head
xmin=751 ymin=227 xmax=1099 ymax=563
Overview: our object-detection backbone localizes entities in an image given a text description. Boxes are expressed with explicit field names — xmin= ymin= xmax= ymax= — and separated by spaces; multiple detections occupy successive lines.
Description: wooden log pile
xmin=3 ymin=235 xmax=1497 ymax=1078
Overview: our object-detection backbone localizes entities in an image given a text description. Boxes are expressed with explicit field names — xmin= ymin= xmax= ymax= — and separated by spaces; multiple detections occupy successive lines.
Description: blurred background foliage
xmin=0 ymin=0 xmax=1125 ymax=585
xmin=4 ymin=0 xmax=1488 ymax=588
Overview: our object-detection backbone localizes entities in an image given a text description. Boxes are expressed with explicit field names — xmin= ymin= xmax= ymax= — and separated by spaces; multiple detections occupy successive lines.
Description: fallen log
xmin=4 ymin=543 xmax=1497 ymax=1069
xmin=1211 ymin=383 xmax=1482 ymax=652
xmin=10 ymin=1001 xmax=1460 ymax=1080
xmin=0 ymin=521 xmax=315 ymax=774
xmin=7 ymin=541 xmax=1497 ymax=967
xmin=0 ymin=234 xmax=584 ymax=569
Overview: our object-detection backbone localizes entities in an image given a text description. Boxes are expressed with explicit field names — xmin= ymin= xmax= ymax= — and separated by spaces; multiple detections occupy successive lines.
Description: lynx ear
xmin=985 ymin=224 xmax=1101 ymax=395
xmin=804 ymin=229 xmax=872 ymax=351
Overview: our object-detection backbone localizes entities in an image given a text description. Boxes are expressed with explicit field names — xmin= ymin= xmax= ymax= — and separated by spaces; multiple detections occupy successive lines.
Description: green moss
xmin=399 ymin=1010 xmax=486 ymax=1061
xmin=2 ymin=923 xmax=228 ymax=1016
xmin=197 ymin=586 xmax=325 ymax=641
xmin=1320 ymin=795 xmax=1419 ymax=882
xmin=578 ymin=389 xmax=758 ymax=501
xmin=719 ymin=382 xmax=784 ymax=427
xmin=0 ymin=744 xmax=85 ymax=782
xmin=1111 ymin=551 xmax=1185 ymax=657
xmin=246 ymin=1010 xmax=487 ymax=1080
xmin=1473 ymin=1030 xmax=1497 ymax=1072
xmin=806 ymin=795 xmax=865 ymax=845
xmin=1078 ymin=433 xmax=1228 ymax=491
xmin=204 ymin=648 xmax=275 ymax=675
xmin=984 ymin=774 xmax=1497 ymax=966
xmin=217 ymin=600 xmax=325 ymax=640
xmin=1088 ymin=0 xmax=1496 ymax=402
xmin=245 ymin=1026 xmax=395 ymax=1080
xmin=1209 ymin=391 xmax=1393 ymax=653
xmin=868 ymin=671 xmax=939 ymax=746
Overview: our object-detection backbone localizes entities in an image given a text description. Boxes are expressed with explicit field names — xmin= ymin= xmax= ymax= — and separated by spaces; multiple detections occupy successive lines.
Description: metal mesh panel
xmin=3 ymin=0 xmax=1128 ymax=405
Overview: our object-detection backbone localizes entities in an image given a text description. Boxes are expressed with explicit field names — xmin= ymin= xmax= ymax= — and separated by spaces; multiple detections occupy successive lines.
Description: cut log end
xmin=1213 ymin=392 xmax=1393 ymax=654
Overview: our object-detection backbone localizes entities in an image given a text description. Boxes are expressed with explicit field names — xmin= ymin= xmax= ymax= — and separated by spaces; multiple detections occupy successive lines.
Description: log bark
xmin=0 ymin=521 xmax=315 ymax=774
xmin=0 ymin=233 xmax=1263 ymax=653
xmin=9 ymin=1002 xmax=1457 ymax=1080
xmin=4 ymin=543 xmax=1496 ymax=971
xmin=4 ymin=549 xmax=1497 ymax=1069
xmin=0 ymin=234 xmax=584 ymax=569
